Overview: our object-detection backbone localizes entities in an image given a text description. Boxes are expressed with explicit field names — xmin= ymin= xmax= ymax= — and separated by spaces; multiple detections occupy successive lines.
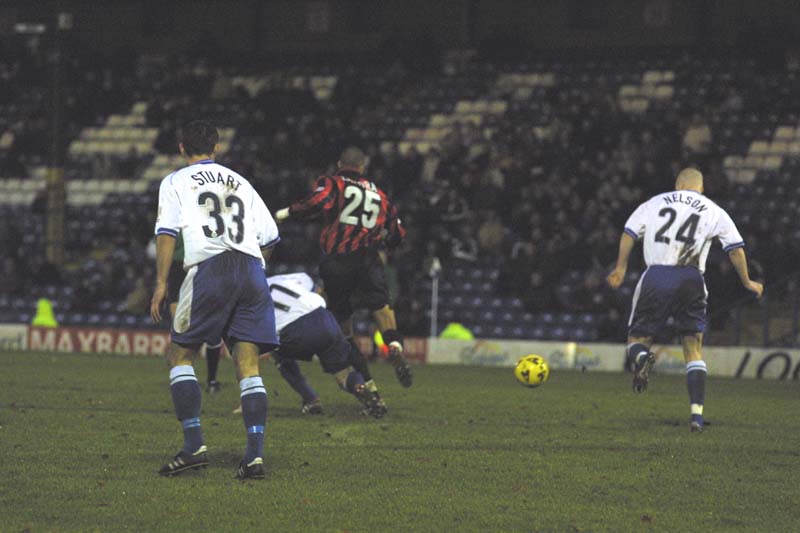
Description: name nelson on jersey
xmin=662 ymin=192 xmax=708 ymax=213
xmin=190 ymin=170 xmax=242 ymax=191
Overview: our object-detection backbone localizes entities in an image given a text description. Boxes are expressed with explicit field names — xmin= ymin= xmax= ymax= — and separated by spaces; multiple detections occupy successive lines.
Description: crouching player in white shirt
xmin=264 ymin=272 xmax=386 ymax=418
xmin=607 ymin=168 xmax=763 ymax=432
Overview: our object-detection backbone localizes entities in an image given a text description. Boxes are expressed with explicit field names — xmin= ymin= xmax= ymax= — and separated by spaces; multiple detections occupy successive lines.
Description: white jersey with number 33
xmin=154 ymin=160 xmax=280 ymax=269
xmin=624 ymin=190 xmax=744 ymax=273
xmin=267 ymin=273 xmax=326 ymax=333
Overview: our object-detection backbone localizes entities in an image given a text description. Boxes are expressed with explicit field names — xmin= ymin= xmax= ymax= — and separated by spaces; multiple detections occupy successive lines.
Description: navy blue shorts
xmin=171 ymin=251 xmax=279 ymax=352
xmin=274 ymin=307 xmax=350 ymax=374
xmin=628 ymin=265 xmax=707 ymax=337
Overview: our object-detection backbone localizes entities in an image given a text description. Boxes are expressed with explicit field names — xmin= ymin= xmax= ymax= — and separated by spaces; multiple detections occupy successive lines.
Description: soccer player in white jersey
xmin=150 ymin=121 xmax=280 ymax=479
xmin=265 ymin=272 xmax=385 ymax=418
xmin=607 ymin=168 xmax=763 ymax=432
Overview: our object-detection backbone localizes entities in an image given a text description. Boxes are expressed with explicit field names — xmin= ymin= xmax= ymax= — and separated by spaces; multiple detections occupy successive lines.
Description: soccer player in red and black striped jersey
xmin=276 ymin=147 xmax=411 ymax=410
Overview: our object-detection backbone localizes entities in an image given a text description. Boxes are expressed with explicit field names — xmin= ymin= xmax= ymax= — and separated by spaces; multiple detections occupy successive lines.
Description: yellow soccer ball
xmin=514 ymin=354 xmax=550 ymax=387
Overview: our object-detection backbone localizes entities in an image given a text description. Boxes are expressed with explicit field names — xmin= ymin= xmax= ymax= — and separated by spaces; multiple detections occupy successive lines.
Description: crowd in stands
xmin=1 ymin=38 xmax=796 ymax=342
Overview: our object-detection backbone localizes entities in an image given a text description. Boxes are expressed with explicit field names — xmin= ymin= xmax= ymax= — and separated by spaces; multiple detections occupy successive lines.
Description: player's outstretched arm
xmin=727 ymin=247 xmax=764 ymax=298
xmin=150 ymin=234 xmax=176 ymax=323
xmin=607 ymin=233 xmax=635 ymax=289
xmin=281 ymin=176 xmax=335 ymax=223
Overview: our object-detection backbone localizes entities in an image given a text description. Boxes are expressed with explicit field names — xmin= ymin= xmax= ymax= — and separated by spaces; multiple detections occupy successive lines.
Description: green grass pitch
xmin=1 ymin=351 xmax=799 ymax=532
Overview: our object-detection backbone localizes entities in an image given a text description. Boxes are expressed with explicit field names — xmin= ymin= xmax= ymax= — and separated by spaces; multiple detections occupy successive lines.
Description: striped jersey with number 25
xmin=288 ymin=173 xmax=405 ymax=255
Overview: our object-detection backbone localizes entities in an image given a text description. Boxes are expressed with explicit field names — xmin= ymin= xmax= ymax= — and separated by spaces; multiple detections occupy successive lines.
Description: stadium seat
xmin=499 ymin=311 xmax=515 ymax=324
xmin=559 ymin=313 xmax=576 ymax=325
xmin=441 ymin=308 xmax=456 ymax=322
xmin=468 ymin=295 xmax=485 ymax=308
xmin=480 ymin=310 xmax=496 ymax=323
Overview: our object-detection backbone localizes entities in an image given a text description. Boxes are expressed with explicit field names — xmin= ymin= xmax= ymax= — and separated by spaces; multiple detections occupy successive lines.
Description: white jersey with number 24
xmin=624 ymin=190 xmax=744 ymax=273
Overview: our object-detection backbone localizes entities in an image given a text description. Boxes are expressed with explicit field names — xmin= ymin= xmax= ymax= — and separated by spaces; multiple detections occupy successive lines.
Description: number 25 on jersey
xmin=339 ymin=185 xmax=380 ymax=229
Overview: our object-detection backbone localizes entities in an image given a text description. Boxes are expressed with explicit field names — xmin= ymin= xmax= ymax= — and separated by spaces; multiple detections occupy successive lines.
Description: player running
xmin=264 ymin=272 xmax=385 ymax=418
xmin=607 ymin=168 xmax=763 ymax=432
xmin=151 ymin=120 xmax=280 ymax=480
xmin=275 ymin=146 xmax=411 ymax=413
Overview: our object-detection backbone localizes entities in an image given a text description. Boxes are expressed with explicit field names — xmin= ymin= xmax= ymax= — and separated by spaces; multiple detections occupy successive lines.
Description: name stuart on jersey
xmin=662 ymin=192 xmax=707 ymax=213
xmin=190 ymin=170 xmax=242 ymax=191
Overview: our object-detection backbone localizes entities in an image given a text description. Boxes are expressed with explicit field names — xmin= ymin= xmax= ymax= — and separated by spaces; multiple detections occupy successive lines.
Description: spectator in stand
xmin=420 ymin=147 xmax=441 ymax=185
xmin=569 ymin=270 xmax=613 ymax=312
xmin=28 ymin=254 xmax=61 ymax=288
xmin=0 ymin=257 xmax=20 ymax=296
xmin=451 ymin=220 xmax=479 ymax=263
xmin=145 ymin=97 xmax=165 ymax=127
xmin=116 ymin=146 xmax=140 ymax=179
xmin=154 ymin=120 xmax=178 ymax=154
xmin=720 ymin=85 xmax=743 ymax=113
xmin=500 ymin=237 xmax=534 ymax=296
xmin=440 ymin=188 xmax=470 ymax=224
xmin=523 ymin=271 xmax=556 ymax=313
xmin=477 ymin=210 xmax=506 ymax=255
xmin=705 ymin=258 xmax=742 ymax=330
xmin=598 ymin=307 xmax=627 ymax=343
xmin=122 ymin=276 xmax=149 ymax=315
xmin=210 ymin=67 xmax=234 ymax=100
xmin=683 ymin=112 xmax=713 ymax=156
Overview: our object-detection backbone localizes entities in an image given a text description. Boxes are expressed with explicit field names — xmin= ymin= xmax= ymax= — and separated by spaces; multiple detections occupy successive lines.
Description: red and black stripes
xmin=289 ymin=173 xmax=405 ymax=255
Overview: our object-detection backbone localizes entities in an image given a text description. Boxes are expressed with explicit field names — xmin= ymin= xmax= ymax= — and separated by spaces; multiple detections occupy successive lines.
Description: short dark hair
xmin=339 ymin=146 xmax=367 ymax=169
xmin=179 ymin=121 xmax=219 ymax=156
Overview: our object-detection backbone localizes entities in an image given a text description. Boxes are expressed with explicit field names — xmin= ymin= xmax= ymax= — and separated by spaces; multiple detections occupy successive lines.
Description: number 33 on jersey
xmin=155 ymin=159 xmax=280 ymax=269
xmin=624 ymin=190 xmax=744 ymax=272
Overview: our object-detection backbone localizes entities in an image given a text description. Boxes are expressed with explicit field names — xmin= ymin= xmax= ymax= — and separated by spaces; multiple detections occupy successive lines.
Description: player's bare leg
xmin=232 ymin=341 xmax=267 ymax=480
xmin=159 ymin=342 xmax=209 ymax=476
xmin=373 ymin=304 xmax=412 ymax=387
xmin=682 ymin=333 xmax=706 ymax=432
xmin=627 ymin=335 xmax=655 ymax=393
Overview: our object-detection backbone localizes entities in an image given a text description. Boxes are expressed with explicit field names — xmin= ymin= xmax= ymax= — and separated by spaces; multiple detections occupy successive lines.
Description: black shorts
xmin=319 ymin=248 xmax=390 ymax=321
xmin=167 ymin=261 xmax=186 ymax=305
